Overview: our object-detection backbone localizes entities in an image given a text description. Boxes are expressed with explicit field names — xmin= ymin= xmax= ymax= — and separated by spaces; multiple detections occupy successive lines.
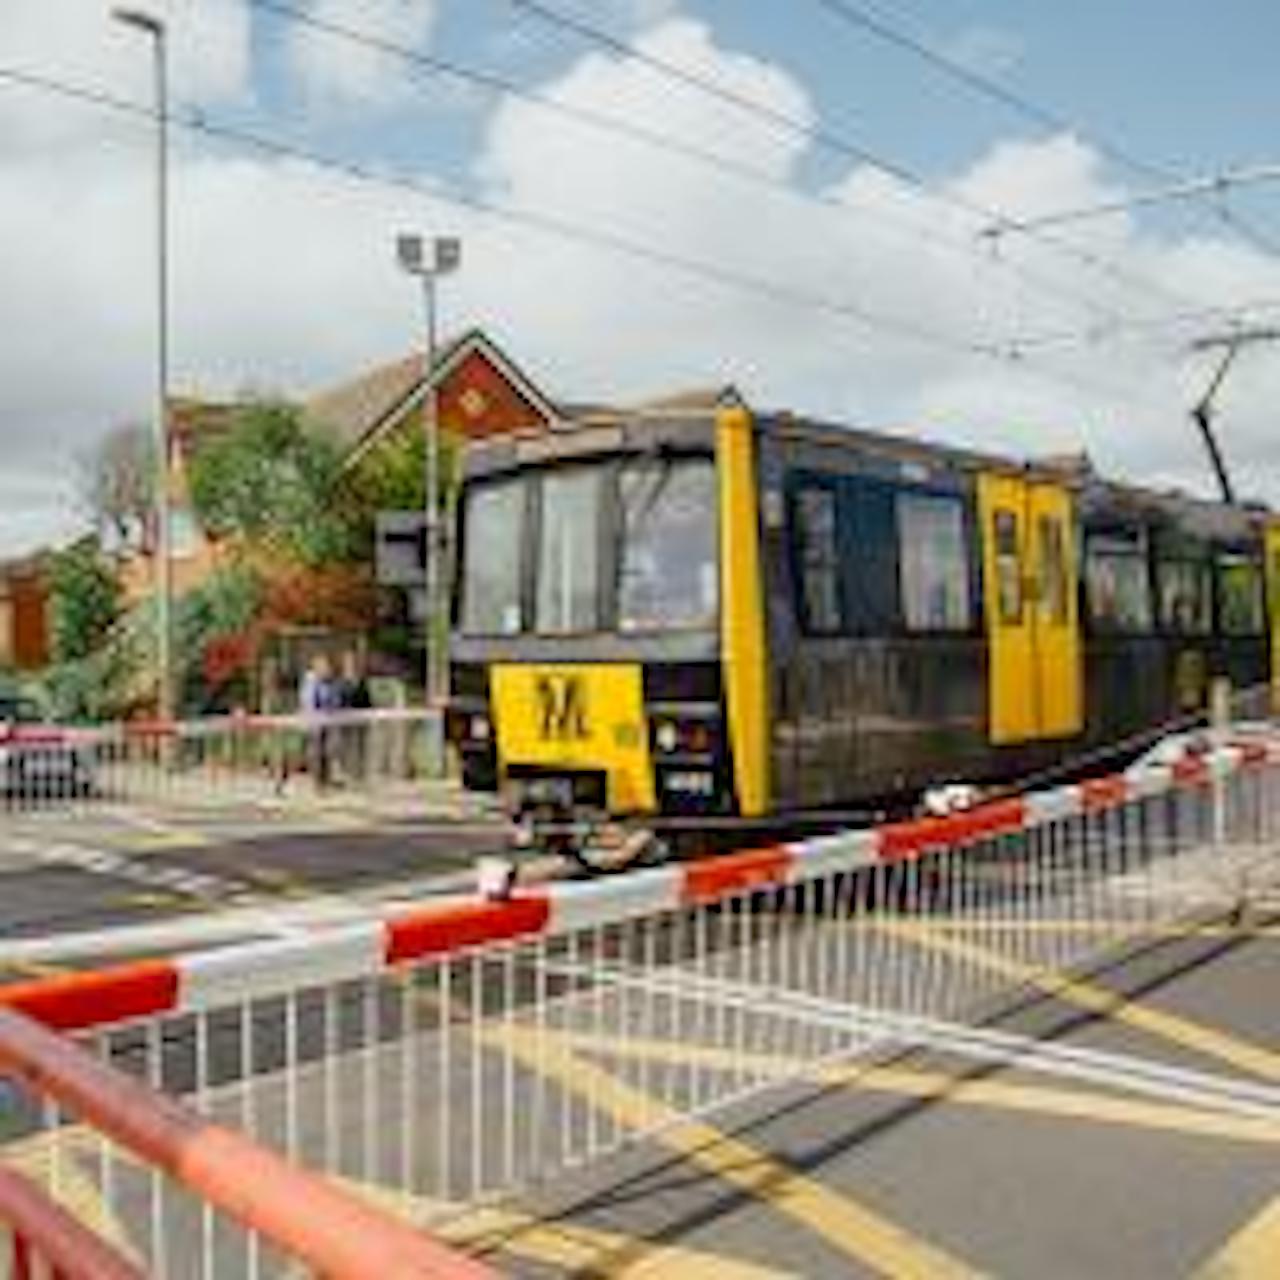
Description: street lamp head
xmin=112 ymin=6 xmax=164 ymax=36
xmin=396 ymin=232 xmax=461 ymax=277
xmin=433 ymin=236 xmax=461 ymax=276
xmin=396 ymin=232 xmax=425 ymax=274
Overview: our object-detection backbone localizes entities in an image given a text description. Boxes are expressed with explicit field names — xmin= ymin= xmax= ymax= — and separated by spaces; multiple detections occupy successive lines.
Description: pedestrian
xmin=338 ymin=650 xmax=372 ymax=783
xmin=301 ymin=653 xmax=338 ymax=792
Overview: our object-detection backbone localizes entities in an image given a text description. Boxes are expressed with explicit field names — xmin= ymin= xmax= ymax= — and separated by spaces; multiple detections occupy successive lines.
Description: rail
xmin=1 ymin=726 xmax=1277 ymax=1271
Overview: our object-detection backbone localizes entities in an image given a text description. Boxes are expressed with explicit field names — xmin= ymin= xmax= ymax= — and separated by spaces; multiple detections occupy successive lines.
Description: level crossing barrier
xmin=0 ymin=708 xmax=447 ymax=818
xmin=1 ymin=729 xmax=1278 ymax=1274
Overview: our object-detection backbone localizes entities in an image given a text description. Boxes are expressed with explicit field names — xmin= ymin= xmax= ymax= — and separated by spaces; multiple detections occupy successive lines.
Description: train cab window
xmin=993 ymin=509 xmax=1023 ymax=624
xmin=793 ymin=485 xmax=843 ymax=634
xmin=1217 ymin=553 xmax=1265 ymax=635
xmin=618 ymin=456 xmax=718 ymax=631
xmin=536 ymin=468 xmax=603 ymax=633
xmin=896 ymin=493 xmax=970 ymax=631
xmin=1156 ymin=558 xmax=1212 ymax=635
xmin=461 ymin=477 xmax=526 ymax=635
xmin=1085 ymin=534 xmax=1152 ymax=631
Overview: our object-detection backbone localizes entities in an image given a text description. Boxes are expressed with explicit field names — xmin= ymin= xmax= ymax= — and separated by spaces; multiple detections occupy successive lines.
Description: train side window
xmin=993 ymin=509 xmax=1023 ymax=624
xmin=1085 ymin=535 xmax=1152 ymax=632
xmin=1217 ymin=553 xmax=1265 ymax=635
xmin=1156 ymin=558 xmax=1212 ymax=635
xmin=896 ymin=493 xmax=970 ymax=631
xmin=793 ymin=485 xmax=843 ymax=634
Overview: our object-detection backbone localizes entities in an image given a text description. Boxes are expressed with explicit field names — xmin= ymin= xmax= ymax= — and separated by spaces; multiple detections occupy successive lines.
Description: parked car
xmin=0 ymin=696 xmax=96 ymax=802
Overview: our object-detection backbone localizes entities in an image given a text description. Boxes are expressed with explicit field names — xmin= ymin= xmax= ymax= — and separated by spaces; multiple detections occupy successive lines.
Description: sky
xmin=3 ymin=0 xmax=1280 ymax=557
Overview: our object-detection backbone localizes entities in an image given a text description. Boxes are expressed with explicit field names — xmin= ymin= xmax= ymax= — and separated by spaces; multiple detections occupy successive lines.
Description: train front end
xmin=447 ymin=403 xmax=768 ymax=864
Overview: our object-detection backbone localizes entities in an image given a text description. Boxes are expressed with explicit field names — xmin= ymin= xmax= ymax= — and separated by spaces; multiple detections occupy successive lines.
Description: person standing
xmin=338 ymin=650 xmax=372 ymax=783
xmin=301 ymin=653 xmax=338 ymax=791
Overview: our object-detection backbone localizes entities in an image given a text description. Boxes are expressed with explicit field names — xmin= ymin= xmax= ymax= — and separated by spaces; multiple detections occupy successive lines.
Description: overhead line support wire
xmin=0 ymin=61 xmax=1171 ymax=419
xmin=504 ymin=0 xmax=1204 ymax=314
xmin=248 ymin=0 xmax=1122 ymax=328
xmin=809 ymin=0 xmax=1280 ymax=257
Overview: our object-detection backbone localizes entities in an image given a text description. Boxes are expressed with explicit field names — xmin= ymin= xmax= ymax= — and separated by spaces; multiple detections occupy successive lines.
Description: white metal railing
xmin=0 ymin=708 xmax=449 ymax=818
xmin=2 ymin=731 xmax=1278 ymax=1273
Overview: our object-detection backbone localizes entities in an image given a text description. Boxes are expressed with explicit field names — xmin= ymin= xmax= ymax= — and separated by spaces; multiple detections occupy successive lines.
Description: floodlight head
xmin=396 ymin=232 xmax=425 ymax=274
xmin=434 ymin=236 xmax=462 ymax=275
xmin=112 ymin=6 xmax=164 ymax=36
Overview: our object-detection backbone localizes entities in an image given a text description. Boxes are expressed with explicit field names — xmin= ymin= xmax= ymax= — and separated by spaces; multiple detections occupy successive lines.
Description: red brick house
xmin=0 ymin=552 xmax=51 ymax=670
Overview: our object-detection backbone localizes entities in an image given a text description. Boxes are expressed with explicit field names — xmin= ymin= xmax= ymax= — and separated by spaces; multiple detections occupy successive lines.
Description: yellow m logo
xmin=535 ymin=674 xmax=589 ymax=741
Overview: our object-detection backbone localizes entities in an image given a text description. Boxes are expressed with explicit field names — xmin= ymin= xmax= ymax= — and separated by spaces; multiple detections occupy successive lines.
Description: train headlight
xmin=470 ymin=714 xmax=491 ymax=742
xmin=655 ymin=720 xmax=679 ymax=753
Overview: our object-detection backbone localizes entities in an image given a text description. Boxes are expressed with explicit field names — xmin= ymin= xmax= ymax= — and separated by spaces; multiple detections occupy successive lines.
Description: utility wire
xmin=0 ymin=60 xmax=1167 ymax=417
xmin=248 ymin=0 xmax=1124 ymax=332
xmin=503 ymin=0 xmax=1204 ymax=313
xmin=809 ymin=0 xmax=1280 ymax=256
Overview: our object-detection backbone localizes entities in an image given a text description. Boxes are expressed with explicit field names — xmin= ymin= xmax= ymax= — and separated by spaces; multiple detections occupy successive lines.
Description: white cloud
xmin=0 ymin=0 xmax=252 ymax=156
xmin=4 ymin=7 xmax=1280 ymax=558
xmin=285 ymin=0 xmax=438 ymax=106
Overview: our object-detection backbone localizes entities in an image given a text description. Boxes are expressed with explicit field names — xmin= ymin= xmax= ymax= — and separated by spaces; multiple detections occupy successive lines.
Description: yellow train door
xmin=1029 ymin=484 xmax=1084 ymax=739
xmin=1267 ymin=524 xmax=1280 ymax=709
xmin=977 ymin=473 xmax=1083 ymax=744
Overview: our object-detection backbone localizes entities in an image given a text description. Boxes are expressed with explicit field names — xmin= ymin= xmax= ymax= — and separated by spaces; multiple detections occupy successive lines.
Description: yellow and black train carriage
xmin=447 ymin=397 xmax=1280 ymax=863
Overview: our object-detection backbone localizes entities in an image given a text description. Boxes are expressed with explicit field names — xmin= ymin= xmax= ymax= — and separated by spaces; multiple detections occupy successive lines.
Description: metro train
xmin=445 ymin=394 xmax=1279 ymax=864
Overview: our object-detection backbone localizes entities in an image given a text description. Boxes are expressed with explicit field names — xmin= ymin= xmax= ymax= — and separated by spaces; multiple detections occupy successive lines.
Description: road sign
xmin=376 ymin=512 xmax=427 ymax=586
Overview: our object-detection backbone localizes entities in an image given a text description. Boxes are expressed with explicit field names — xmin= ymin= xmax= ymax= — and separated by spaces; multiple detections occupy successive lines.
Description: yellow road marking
xmin=3 ymin=1130 xmax=136 ymax=1255
xmin=491 ymin=1024 xmax=983 ymax=1279
xmin=540 ymin=1029 xmax=1280 ymax=1147
xmin=350 ymin=1183 xmax=797 ymax=1278
xmin=877 ymin=921 xmax=1280 ymax=1083
xmin=1196 ymin=1195 xmax=1280 ymax=1278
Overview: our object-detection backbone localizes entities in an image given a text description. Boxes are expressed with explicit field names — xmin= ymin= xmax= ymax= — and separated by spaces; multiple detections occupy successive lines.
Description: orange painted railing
xmin=0 ymin=1005 xmax=493 ymax=1279
xmin=0 ymin=1165 xmax=143 ymax=1279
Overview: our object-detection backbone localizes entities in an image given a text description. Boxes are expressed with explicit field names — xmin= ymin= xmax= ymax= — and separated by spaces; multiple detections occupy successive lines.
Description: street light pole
xmin=396 ymin=235 xmax=460 ymax=728
xmin=113 ymin=6 xmax=172 ymax=723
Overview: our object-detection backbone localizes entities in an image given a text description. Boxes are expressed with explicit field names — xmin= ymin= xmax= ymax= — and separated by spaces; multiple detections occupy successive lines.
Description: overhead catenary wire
xmin=247 ymin=0 xmax=1127 ymax=333
xmin=503 ymin=0 xmax=1207 ymax=314
xmin=808 ymin=0 xmax=1280 ymax=257
xmin=0 ymin=60 xmax=1172 ymax=421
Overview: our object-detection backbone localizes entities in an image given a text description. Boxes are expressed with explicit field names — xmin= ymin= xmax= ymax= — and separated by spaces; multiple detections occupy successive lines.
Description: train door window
xmin=461 ymin=476 xmax=526 ymax=635
xmin=1217 ymin=553 xmax=1265 ymax=635
xmin=896 ymin=492 xmax=970 ymax=631
xmin=1085 ymin=534 xmax=1152 ymax=631
xmin=617 ymin=456 xmax=718 ymax=631
xmin=1156 ymin=558 xmax=1211 ymax=635
xmin=536 ymin=467 xmax=603 ymax=633
xmin=793 ymin=484 xmax=843 ymax=634
xmin=1037 ymin=514 xmax=1069 ymax=625
xmin=993 ymin=508 xmax=1023 ymax=624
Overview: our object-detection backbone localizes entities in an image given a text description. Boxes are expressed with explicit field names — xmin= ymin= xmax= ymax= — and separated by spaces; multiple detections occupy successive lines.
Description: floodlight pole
xmin=396 ymin=235 xmax=460 ymax=736
xmin=112 ymin=6 xmax=172 ymax=722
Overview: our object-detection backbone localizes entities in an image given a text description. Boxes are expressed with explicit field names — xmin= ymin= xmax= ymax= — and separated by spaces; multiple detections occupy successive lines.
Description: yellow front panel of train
xmin=491 ymin=663 xmax=656 ymax=813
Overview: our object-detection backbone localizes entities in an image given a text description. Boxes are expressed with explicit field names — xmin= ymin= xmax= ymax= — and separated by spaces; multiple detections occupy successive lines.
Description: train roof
xmin=463 ymin=386 xmax=1273 ymax=537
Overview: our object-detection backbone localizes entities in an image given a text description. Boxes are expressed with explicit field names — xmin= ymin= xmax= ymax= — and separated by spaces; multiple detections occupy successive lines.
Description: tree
xmin=188 ymin=401 xmax=356 ymax=567
xmin=80 ymin=424 xmax=157 ymax=552
xmin=47 ymin=541 xmax=120 ymax=664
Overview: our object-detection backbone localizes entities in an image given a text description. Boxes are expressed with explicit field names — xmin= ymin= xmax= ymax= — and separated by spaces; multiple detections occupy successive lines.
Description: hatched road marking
xmin=875 ymin=919 xmax=1280 ymax=1083
xmin=492 ymin=1023 xmax=986 ymax=1280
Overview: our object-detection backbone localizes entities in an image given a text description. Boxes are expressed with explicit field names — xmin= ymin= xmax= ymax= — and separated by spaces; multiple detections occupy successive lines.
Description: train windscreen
xmin=459 ymin=454 xmax=718 ymax=636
